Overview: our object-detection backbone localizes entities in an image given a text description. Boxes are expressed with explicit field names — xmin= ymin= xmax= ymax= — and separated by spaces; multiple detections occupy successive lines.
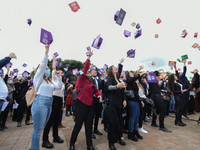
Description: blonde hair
xmin=43 ymin=75 xmax=53 ymax=84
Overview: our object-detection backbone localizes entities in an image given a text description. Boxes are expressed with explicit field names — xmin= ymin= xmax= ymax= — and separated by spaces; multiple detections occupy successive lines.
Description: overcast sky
xmin=0 ymin=0 xmax=200 ymax=78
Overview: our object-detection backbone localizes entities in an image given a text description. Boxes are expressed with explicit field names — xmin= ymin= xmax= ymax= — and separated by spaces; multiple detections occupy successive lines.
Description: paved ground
xmin=0 ymin=111 xmax=200 ymax=150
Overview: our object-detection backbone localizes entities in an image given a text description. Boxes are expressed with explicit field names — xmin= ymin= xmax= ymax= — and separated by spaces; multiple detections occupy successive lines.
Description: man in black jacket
xmin=17 ymin=75 xmax=32 ymax=127
xmin=147 ymin=70 xmax=171 ymax=133
xmin=90 ymin=69 xmax=103 ymax=138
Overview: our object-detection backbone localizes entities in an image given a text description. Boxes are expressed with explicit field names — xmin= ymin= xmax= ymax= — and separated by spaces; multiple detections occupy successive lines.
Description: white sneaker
xmin=138 ymin=127 xmax=148 ymax=133
xmin=146 ymin=116 xmax=150 ymax=120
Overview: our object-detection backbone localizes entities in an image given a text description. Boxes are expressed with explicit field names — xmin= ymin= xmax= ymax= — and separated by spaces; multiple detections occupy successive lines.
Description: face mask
xmin=7 ymin=80 xmax=12 ymax=84
xmin=45 ymin=70 xmax=51 ymax=77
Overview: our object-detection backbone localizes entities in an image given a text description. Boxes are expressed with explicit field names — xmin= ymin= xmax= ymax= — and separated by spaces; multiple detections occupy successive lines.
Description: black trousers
xmin=151 ymin=94 xmax=165 ymax=128
xmin=43 ymin=96 xmax=63 ymax=141
xmin=164 ymin=101 xmax=170 ymax=116
xmin=92 ymin=97 xmax=102 ymax=131
xmin=174 ymin=95 xmax=184 ymax=122
xmin=108 ymin=107 xmax=123 ymax=143
xmin=0 ymin=110 xmax=9 ymax=127
xmin=70 ymin=99 xmax=94 ymax=147
xmin=139 ymin=105 xmax=145 ymax=128
xmin=17 ymin=98 xmax=31 ymax=122
xmin=183 ymin=91 xmax=189 ymax=114
xmin=188 ymin=95 xmax=195 ymax=113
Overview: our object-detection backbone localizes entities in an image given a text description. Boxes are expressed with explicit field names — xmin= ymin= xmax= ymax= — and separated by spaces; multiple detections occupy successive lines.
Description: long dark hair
xmin=107 ymin=65 xmax=119 ymax=79
xmin=126 ymin=71 xmax=137 ymax=87
xmin=190 ymin=76 xmax=197 ymax=90
xmin=167 ymin=75 xmax=182 ymax=93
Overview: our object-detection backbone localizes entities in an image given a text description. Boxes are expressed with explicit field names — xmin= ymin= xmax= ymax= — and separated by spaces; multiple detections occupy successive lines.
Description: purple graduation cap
xmin=98 ymin=68 xmax=104 ymax=75
xmin=72 ymin=68 xmax=78 ymax=75
xmin=136 ymin=23 xmax=141 ymax=29
xmin=91 ymin=65 xmax=96 ymax=70
xmin=0 ymin=69 xmax=4 ymax=74
xmin=134 ymin=29 xmax=142 ymax=39
xmin=91 ymin=34 xmax=103 ymax=49
xmin=13 ymin=69 xmax=19 ymax=73
xmin=59 ymin=63 xmax=63 ymax=67
xmin=115 ymin=8 xmax=126 ymax=26
xmin=121 ymin=71 xmax=125 ymax=76
xmin=66 ymin=78 xmax=69 ymax=82
xmin=86 ymin=46 xmax=90 ymax=50
xmin=103 ymin=64 xmax=108 ymax=70
xmin=40 ymin=28 xmax=53 ymax=45
xmin=22 ymin=71 xmax=30 ymax=78
xmin=65 ymin=64 xmax=69 ymax=68
xmin=86 ymin=52 xmax=93 ymax=57
xmin=22 ymin=63 xmax=27 ymax=67
xmin=146 ymin=72 xmax=158 ymax=83
xmin=53 ymin=52 xmax=59 ymax=58
xmin=124 ymin=30 xmax=131 ymax=37
xmin=114 ymin=11 xmax=119 ymax=21
xmin=127 ymin=49 xmax=136 ymax=58
xmin=28 ymin=78 xmax=33 ymax=86
xmin=52 ymin=61 xmax=58 ymax=66
xmin=5 ymin=62 xmax=13 ymax=68
xmin=10 ymin=71 xmax=14 ymax=76
xmin=27 ymin=18 xmax=32 ymax=26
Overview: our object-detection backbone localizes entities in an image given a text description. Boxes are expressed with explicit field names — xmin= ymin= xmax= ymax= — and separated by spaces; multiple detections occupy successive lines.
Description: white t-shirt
xmin=0 ymin=77 xmax=8 ymax=100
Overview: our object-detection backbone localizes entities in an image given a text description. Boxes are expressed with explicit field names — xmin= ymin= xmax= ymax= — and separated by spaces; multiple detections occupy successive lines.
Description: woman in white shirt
xmin=167 ymin=75 xmax=188 ymax=126
xmin=31 ymin=44 xmax=62 ymax=150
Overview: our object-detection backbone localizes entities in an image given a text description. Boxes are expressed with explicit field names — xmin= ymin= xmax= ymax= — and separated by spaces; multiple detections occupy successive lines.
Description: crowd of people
xmin=0 ymin=44 xmax=200 ymax=150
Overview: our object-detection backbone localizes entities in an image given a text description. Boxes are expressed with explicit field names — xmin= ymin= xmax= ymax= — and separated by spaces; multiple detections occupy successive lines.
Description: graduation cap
xmin=181 ymin=54 xmax=188 ymax=60
xmin=65 ymin=64 xmax=69 ymax=68
xmin=121 ymin=71 xmax=125 ymax=76
xmin=188 ymin=61 xmax=192 ymax=65
xmin=114 ymin=11 xmax=119 ymax=21
xmin=22 ymin=63 xmax=27 ymax=67
xmin=127 ymin=49 xmax=135 ymax=58
xmin=52 ymin=61 xmax=59 ymax=66
xmin=134 ymin=29 xmax=142 ymax=39
xmin=146 ymin=72 xmax=158 ymax=83
xmin=91 ymin=34 xmax=103 ymax=49
xmin=22 ymin=71 xmax=30 ymax=78
xmin=91 ymin=65 xmax=96 ymax=70
xmin=66 ymin=78 xmax=69 ymax=82
xmin=124 ymin=30 xmax=131 ymax=37
xmin=59 ymin=63 xmax=62 ymax=67
xmin=86 ymin=51 xmax=93 ymax=57
xmin=194 ymin=69 xmax=199 ymax=73
xmin=115 ymin=8 xmax=126 ymax=26
xmin=156 ymin=18 xmax=162 ymax=24
xmin=40 ymin=28 xmax=53 ymax=45
xmin=103 ymin=64 xmax=108 ymax=70
xmin=131 ymin=22 xmax=136 ymax=27
xmin=27 ymin=18 xmax=32 ymax=26
xmin=69 ymin=1 xmax=80 ymax=12
xmin=13 ymin=69 xmax=19 ymax=73
xmin=136 ymin=23 xmax=141 ymax=29
xmin=194 ymin=33 xmax=198 ymax=38
xmin=192 ymin=43 xmax=199 ymax=48
xmin=0 ymin=69 xmax=4 ymax=74
xmin=28 ymin=78 xmax=33 ymax=86
xmin=5 ymin=62 xmax=13 ymax=68
xmin=152 ymin=61 xmax=156 ymax=66
xmin=86 ymin=46 xmax=90 ymax=50
xmin=168 ymin=61 xmax=176 ymax=67
xmin=177 ymin=59 xmax=181 ymax=62
xmin=72 ymin=68 xmax=78 ymax=75
xmin=155 ymin=34 xmax=159 ymax=38
xmin=181 ymin=30 xmax=188 ymax=38
xmin=53 ymin=52 xmax=59 ymax=57
xmin=98 ymin=68 xmax=104 ymax=75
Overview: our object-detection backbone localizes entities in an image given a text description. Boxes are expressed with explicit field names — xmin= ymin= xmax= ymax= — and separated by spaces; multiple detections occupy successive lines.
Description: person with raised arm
xmin=30 ymin=43 xmax=62 ymax=150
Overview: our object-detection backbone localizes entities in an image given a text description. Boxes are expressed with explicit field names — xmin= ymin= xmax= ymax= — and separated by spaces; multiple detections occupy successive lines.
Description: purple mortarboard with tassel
xmin=103 ymin=64 xmax=108 ymax=70
xmin=22 ymin=63 xmax=27 ymax=67
xmin=40 ymin=28 xmax=53 ymax=45
xmin=27 ymin=18 xmax=32 ymax=26
xmin=127 ymin=49 xmax=136 ymax=58
xmin=0 ymin=69 xmax=4 ymax=74
xmin=91 ymin=65 xmax=96 ymax=70
xmin=59 ymin=63 xmax=63 ymax=67
xmin=72 ymin=68 xmax=78 ymax=75
xmin=146 ymin=72 xmax=158 ymax=83
xmin=86 ymin=46 xmax=90 ymax=50
xmin=22 ymin=71 xmax=30 ymax=78
xmin=5 ymin=62 xmax=12 ymax=68
xmin=10 ymin=71 xmax=14 ymax=76
xmin=13 ymin=69 xmax=19 ymax=73
xmin=136 ymin=23 xmax=141 ymax=29
xmin=53 ymin=52 xmax=59 ymax=57
xmin=91 ymin=34 xmax=103 ymax=49
xmin=134 ymin=29 xmax=142 ymax=39
xmin=98 ymin=68 xmax=104 ymax=75
xmin=115 ymin=8 xmax=126 ymax=26
xmin=124 ymin=30 xmax=131 ymax=37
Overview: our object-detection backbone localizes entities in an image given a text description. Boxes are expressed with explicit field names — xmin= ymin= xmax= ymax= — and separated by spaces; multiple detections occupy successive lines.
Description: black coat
xmin=171 ymin=82 xmax=183 ymax=100
xmin=106 ymin=64 xmax=125 ymax=108
xmin=193 ymin=72 xmax=200 ymax=99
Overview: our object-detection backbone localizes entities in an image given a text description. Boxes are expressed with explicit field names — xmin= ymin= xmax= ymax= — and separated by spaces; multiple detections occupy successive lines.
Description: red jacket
xmin=65 ymin=89 xmax=73 ymax=105
xmin=75 ymin=59 xmax=102 ymax=106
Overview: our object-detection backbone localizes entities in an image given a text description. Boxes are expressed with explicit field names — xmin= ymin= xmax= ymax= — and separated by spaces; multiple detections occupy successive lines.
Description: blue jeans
xmin=31 ymin=95 xmax=53 ymax=150
xmin=127 ymin=101 xmax=140 ymax=132
xmin=0 ymin=100 xmax=4 ymax=115
xmin=169 ymin=94 xmax=175 ymax=111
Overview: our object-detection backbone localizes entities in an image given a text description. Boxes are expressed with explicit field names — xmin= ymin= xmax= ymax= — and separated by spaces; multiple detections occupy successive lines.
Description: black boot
xmin=17 ymin=122 xmax=21 ymax=127
xmin=134 ymin=130 xmax=143 ymax=139
xmin=109 ymin=143 xmax=116 ymax=150
xmin=128 ymin=131 xmax=138 ymax=142
xmin=25 ymin=120 xmax=30 ymax=125
xmin=69 ymin=144 xmax=75 ymax=150
xmin=42 ymin=140 xmax=54 ymax=148
xmin=180 ymin=120 xmax=186 ymax=126
xmin=87 ymin=145 xmax=95 ymax=150
xmin=118 ymin=139 xmax=126 ymax=145
xmin=175 ymin=120 xmax=184 ymax=126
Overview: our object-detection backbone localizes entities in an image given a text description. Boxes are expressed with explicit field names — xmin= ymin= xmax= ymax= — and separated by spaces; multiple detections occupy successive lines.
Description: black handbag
xmin=143 ymin=97 xmax=154 ymax=106
xmin=161 ymin=92 xmax=171 ymax=102
xmin=124 ymin=89 xmax=135 ymax=99
xmin=72 ymin=79 xmax=86 ymax=101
